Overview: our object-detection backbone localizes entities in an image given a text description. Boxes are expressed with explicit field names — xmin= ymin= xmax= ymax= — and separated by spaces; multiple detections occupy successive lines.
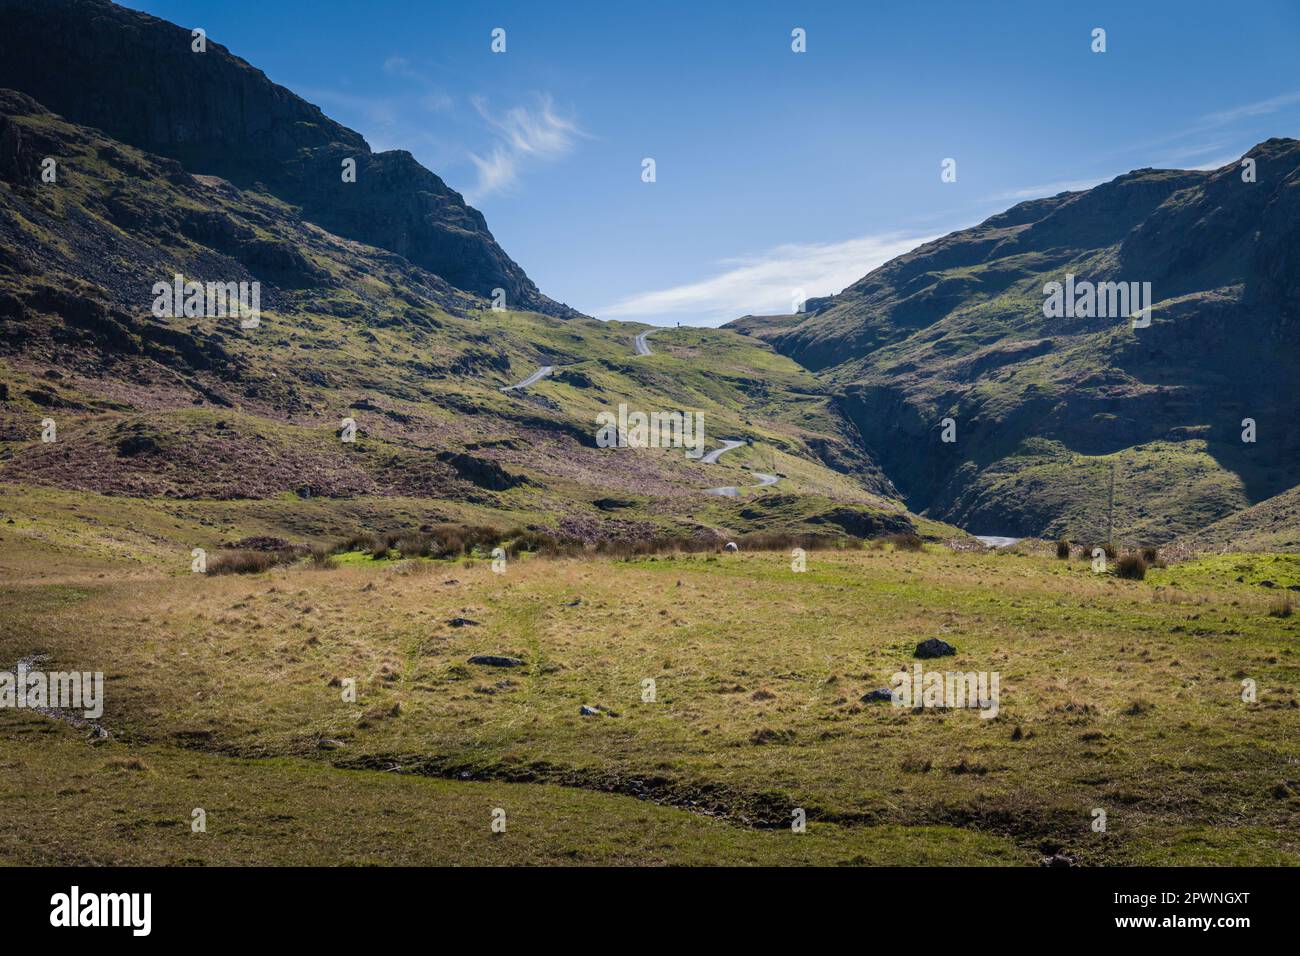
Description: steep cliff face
xmin=0 ymin=0 xmax=578 ymax=316
xmin=733 ymin=140 xmax=1300 ymax=544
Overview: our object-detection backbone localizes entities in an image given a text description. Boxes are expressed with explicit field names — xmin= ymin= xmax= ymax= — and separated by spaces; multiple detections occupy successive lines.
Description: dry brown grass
xmin=1116 ymin=553 xmax=1148 ymax=579
xmin=4 ymin=541 xmax=1297 ymax=865
xmin=1268 ymin=595 xmax=1294 ymax=618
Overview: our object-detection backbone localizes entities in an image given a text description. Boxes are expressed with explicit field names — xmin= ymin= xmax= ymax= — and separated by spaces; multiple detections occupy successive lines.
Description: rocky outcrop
xmin=0 ymin=0 xmax=579 ymax=316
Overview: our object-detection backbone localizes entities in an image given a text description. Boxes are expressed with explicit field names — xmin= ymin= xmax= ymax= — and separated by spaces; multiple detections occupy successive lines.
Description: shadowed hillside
xmin=733 ymin=142 xmax=1300 ymax=545
xmin=0 ymin=0 xmax=575 ymax=315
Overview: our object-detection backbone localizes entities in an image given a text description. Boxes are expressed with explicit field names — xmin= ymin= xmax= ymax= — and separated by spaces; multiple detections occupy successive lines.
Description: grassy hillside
xmin=0 ymin=90 xmax=921 ymax=546
xmin=733 ymin=141 xmax=1300 ymax=547
xmin=1172 ymin=485 xmax=1300 ymax=554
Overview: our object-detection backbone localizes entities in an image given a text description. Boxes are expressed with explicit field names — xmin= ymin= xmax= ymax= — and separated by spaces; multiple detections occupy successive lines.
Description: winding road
xmin=501 ymin=335 xmax=783 ymax=496
xmin=701 ymin=441 xmax=783 ymax=496
xmin=700 ymin=439 xmax=745 ymax=465
xmin=498 ymin=364 xmax=555 ymax=392
xmin=630 ymin=331 xmax=784 ymax=495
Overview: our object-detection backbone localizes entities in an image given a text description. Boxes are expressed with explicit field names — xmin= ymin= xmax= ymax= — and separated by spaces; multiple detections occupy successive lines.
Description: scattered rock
xmin=914 ymin=638 xmax=956 ymax=659
xmin=317 ymin=738 xmax=345 ymax=750
xmin=1040 ymin=852 xmax=1078 ymax=868
xmin=468 ymin=655 xmax=524 ymax=668
xmin=724 ymin=542 xmax=739 ymax=552
xmin=579 ymin=705 xmax=602 ymax=717
xmin=447 ymin=617 xmax=480 ymax=627
xmin=861 ymin=688 xmax=894 ymax=703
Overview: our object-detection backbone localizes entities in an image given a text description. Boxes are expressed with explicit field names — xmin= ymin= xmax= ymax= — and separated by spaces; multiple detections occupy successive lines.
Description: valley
xmin=0 ymin=0 xmax=1296 ymax=873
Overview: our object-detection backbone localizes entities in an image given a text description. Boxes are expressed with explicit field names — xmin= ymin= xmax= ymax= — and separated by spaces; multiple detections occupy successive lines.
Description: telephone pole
xmin=1106 ymin=460 xmax=1116 ymax=548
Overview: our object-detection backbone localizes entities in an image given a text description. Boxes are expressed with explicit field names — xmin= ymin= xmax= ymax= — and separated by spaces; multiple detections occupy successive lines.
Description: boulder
xmin=914 ymin=638 xmax=956 ymax=659
xmin=467 ymin=655 xmax=524 ymax=668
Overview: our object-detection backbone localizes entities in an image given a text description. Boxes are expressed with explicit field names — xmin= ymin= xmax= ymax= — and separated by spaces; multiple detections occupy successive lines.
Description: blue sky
xmin=128 ymin=0 xmax=1300 ymax=326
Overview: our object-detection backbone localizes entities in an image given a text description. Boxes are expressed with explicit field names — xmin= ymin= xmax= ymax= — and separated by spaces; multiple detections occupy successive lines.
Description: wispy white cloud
xmin=598 ymin=232 xmax=936 ymax=325
xmin=1187 ymin=155 xmax=1238 ymax=172
xmin=468 ymin=147 xmax=518 ymax=199
xmin=1198 ymin=90 xmax=1300 ymax=127
xmin=382 ymin=55 xmax=417 ymax=79
xmin=972 ymin=87 xmax=1300 ymax=211
xmin=381 ymin=55 xmax=453 ymax=112
xmin=979 ymin=177 xmax=1103 ymax=204
xmin=420 ymin=91 xmax=454 ymax=113
xmin=1099 ymin=89 xmax=1300 ymax=163
xmin=465 ymin=94 xmax=583 ymax=202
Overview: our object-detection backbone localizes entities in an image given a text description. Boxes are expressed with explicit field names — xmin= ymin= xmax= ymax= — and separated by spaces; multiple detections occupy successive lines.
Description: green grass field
xmin=2 ymin=499 xmax=1296 ymax=866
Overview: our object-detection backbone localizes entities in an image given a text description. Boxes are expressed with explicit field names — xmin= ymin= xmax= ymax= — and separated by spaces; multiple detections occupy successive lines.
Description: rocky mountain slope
xmin=5 ymin=0 xmax=1292 ymax=553
xmin=0 ymin=84 xmax=918 ymax=550
xmin=733 ymin=142 xmax=1300 ymax=546
xmin=0 ymin=0 xmax=574 ymax=316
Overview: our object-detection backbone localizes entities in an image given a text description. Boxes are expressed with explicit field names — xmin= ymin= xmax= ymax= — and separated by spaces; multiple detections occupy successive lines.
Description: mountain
xmin=732 ymin=142 xmax=1300 ymax=545
xmin=0 ymin=55 xmax=919 ymax=546
xmin=0 ymin=0 xmax=576 ymax=317
xmin=6 ymin=0 xmax=1293 ymax=554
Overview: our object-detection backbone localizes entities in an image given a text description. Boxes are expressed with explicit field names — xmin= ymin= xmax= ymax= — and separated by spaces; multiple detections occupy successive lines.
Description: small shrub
xmin=1115 ymin=553 xmax=1148 ymax=580
xmin=336 ymin=531 xmax=380 ymax=554
xmin=307 ymin=547 xmax=337 ymax=570
xmin=207 ymin=550 xmax=279 ymax=575
xmin=1140 ymin=546 xmax=1159 ymax=563
xmin=1055 ymin=539 xmax=1070 ymax=559
xmin=1268 ymin=596 xmax=1294 ymax=618
xmin=885 ymin=532 xmax=923 ymax=552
